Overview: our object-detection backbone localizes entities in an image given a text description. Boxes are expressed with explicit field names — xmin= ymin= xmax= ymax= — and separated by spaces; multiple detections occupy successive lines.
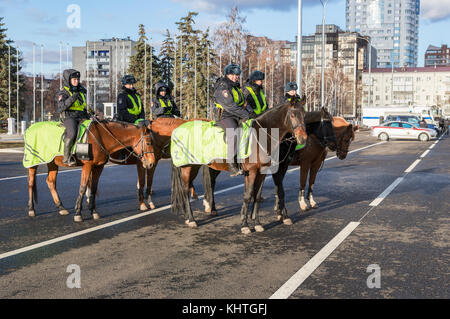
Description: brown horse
xmin=27 ymin=120 xmax=155 ymax=222
xmin=171 ymin=99 xmax=308 ymax=234
xmin=272 ymin=115 xmax=358 ymax=218
xmin=103 ymin=117 xmax=196 ymax=211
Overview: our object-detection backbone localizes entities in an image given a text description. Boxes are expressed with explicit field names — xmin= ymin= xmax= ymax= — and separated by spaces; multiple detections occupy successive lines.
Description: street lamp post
xmin=320 ymin=0 xmax=328 ymax=108
xmin=297 ymin=0 xmax=303 ymax=96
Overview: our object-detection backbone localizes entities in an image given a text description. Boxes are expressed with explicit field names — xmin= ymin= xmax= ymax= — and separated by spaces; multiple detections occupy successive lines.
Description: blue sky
xmin=1 ymin=0 xmax=449 ymax=77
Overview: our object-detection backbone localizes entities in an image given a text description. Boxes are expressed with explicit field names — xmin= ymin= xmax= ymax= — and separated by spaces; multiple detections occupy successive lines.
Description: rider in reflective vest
xmin=117 ymin=75 xmax=145 ymax=124
xmin=56 ymin=69 xmax=89 ymax=166
xmin=151 ymin=81 xmax=180 ymax=119
xmin=284 ymin=82 xmax=304 ymax=105
xmin=214 ymin=64 xmax=257 ymax=176
xmin=243 ymin=70 xmax=267 ymax=116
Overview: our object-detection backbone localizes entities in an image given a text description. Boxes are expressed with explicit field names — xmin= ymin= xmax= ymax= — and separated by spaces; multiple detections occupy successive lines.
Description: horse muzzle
xmin=294 ymin=127 xmax=308 ymax=146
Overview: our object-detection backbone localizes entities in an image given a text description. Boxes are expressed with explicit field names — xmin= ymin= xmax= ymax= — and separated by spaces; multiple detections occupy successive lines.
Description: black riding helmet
xmin=121 ymin=75 xmax=137 ymax=85
xmin=285 ymin=82 xmax=298 ymax=92
xmin=249 ymin=70 xmax=265 ymax=82
xmin=224 ymin=64 xmax=241 ymax=75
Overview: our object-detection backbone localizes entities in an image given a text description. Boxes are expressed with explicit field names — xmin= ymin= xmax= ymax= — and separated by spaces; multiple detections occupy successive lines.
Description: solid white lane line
xmin=420 ymin=150 xmax=430 ymax=158
xmin=0 ymin=164 xmax=118 ymax=182
xmin=429 ymin=144 xmax=436 ymax=149
xmin=405 ymin=159 xmax=421 ymax=173
xmin=0 ymin=141 xmax=386 ymax=261
xmin=270 ymin=221 xmax=360 ymax=299
xmin=369 ymin=177 xmax=404 ymax=207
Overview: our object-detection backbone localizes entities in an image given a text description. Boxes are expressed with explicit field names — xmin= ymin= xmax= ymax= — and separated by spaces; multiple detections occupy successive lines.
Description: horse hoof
xmin=92 ymin=212 xmax=101 ymax=220
xmin=59 ymin=209 xmax=70 ymax=216
xmin=241 ymin=227 xmax=251 ymax=235
xmin=191 ymin=194 xmax=198 ymax=200
xmin=187 ymin=221 xmax=198 ymax=228
xmin=74 ymin=215 xmax=83 ymax=222
xmin=28 ymin=210 xmax=36 ymax=217
xmin=255 ymin=225 xmax=265 ymax=232
xmin=139 ymin=203 xmax=149 ymax=211
xmin=149 ymin=202 xmax=156 ymax=210
xmin=311 ymin=203 xmax=318 ymax=209
xmin=283 ymin=218 xmax=293 ymax=226
xmin=210 ymin=210 xmax=218 ymax=217
xmin=276 ymin=215 xmax=282 ymax=221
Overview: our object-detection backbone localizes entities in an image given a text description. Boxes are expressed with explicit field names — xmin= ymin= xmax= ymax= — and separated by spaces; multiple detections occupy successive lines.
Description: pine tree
xmin=0 ymin=17 xmax=25 ymax=122
xmin=159 ymin=29 xmax=175 ymax=85
xmin=128 ymin=24 xmax=161 ymax=117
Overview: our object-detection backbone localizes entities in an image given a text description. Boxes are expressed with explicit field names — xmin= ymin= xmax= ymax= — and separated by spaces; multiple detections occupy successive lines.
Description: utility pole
xmin=320 ymin=0 xmax=328 ymax=108
xmin=93 ymin=42 xmax=96 ymax=111
xmin=180 ymin=36 xmax=183 ymax=117
xmin=8 ymin=45 xmax=11 ymax=119
xmin=144 ymin=39 xmax=147 ymax=111
xmin=194 ymin=40 xmax=197 ymax=119
xmin=59 ymin=41 xmax=62 ymax=89
xmin=150 ymin=38 xmax=153 ymax=104
xmin=207 ymin=45 xmax=210 ymax=119
xmin=16 ymin=46 xmax=19 ymax=133
xmin=40 ymin=44 xmax=44 ymax=122
xmin=33 ymin=43 xmax=36 ymax=123
xmin=115 ymin=38 xmax=118 ymax=103
xmin=297 ymin=0 xmax=303 ymax=96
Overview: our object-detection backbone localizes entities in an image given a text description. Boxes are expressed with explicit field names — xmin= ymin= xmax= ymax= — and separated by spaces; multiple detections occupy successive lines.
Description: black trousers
xmin=217 ymin=117 xmax=240 ymax=163
xmin=64 ymin=117 xmax=80 ymax=144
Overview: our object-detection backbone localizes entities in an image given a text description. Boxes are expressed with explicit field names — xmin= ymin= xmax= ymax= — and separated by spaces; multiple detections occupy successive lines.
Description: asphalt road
xmin=0 ymin=131 xmax=448 ymax=299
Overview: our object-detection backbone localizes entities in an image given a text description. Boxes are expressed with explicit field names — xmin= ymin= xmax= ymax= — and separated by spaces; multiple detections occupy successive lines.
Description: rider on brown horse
xmin=151 ymin=81 xmax=180 ymax=119
xmin=243 ymin=70 xmax=268 ymax=116
xmin=57 ymin=69 xmax=89 ymax=166
xmin=284 ymin=82 xmax=304 ymax=105
xmin=213 ymin=63 xmax=257 ymax=176
xmin=116 ymin=75 xmax=145 ymax=125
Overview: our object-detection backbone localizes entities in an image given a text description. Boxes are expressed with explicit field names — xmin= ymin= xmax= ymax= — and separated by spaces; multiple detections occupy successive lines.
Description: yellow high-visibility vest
xmin=127 ymin=94 xmax=142 ymax=115
xmin=64 ymin=86 xmax=86 ymax=111
xmin=246 ymin=86 xmax=267 ymax=115
xmin=215 ymin=87 xmax=244 ymax=109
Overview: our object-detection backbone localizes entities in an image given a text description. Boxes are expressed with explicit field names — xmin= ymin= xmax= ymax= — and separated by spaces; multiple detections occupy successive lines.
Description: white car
xmin=370 ymin=121 xmax=437 ymax=142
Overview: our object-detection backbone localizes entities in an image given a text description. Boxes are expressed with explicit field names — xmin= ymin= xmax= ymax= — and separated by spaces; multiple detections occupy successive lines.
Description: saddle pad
xmin=171 ymin=120 xmax=253 ymax=167
xmin=23 ymin=120 xmax=91 ymax=168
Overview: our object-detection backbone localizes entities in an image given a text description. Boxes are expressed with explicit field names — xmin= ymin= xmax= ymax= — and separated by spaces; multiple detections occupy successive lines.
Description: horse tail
xmin=170 ymin=161 xmax=187 ymax=216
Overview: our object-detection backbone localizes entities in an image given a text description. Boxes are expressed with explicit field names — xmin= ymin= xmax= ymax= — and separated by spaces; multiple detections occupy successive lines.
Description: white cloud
xmin=421 ymin=0 xmax=450 ymax=22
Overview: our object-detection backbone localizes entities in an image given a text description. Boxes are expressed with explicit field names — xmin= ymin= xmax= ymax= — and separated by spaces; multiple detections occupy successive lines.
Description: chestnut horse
xmin=104 ymin=117 xmax=194 ymax=211
xmin=272 ymin=115 xmax=358 ymax=220
xmin=171 ymin=99 xmax=308 ymax=234
xmin=27 ymin=120 xmax=155 ymax=222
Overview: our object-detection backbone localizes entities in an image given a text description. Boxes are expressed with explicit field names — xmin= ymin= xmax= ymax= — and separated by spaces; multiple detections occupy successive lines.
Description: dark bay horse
xmin=171 ymin=99 xmax=308 ymax=234
xmin=272 ymin=115 xmax=358 ymax=220
xmin=27 ymin=120 xmax=155 ymax=222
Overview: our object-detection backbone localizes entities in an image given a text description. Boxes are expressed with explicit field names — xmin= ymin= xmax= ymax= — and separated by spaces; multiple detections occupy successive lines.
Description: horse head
xmin=336 ymin=122 xmax=357 ymax=160
xmin=318 ymin=107 xmax=338 ymax=152
xmin=136 ymin=121 xmax=156 ymax=169
xmin=287 ymin=95 xmax=308 ymax=146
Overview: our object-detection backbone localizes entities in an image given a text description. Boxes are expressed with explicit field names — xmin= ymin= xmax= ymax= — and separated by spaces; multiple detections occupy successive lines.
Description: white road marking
xmin=369 ymin=177 xmax=404 ymax=207
xmin=420 ymin=150 xmax=430 ymax=158
xmin=0 ymin=141 xmax=385 ymax=261
xmin=270 ymin=221 xmax=360 ymax=299
xmin=0 ymin=164 xmax=117 ymax=182
xmin=429 ymin=144 xmax=436 ymax=149
xmin=405 ymin=159 xmax=421 ymax=173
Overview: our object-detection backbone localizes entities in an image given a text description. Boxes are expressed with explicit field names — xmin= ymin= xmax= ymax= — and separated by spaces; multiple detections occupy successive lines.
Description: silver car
xmin=370 ymin=121 xmax=437 ymax=142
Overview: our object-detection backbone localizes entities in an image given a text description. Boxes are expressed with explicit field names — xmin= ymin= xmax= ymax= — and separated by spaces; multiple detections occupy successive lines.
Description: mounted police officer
xmin=57 ymin=69 xmax=89 ymax=166
xmin=284 ymin=82 xmax=303 ymax=104
xmin=151 ymin=81 xmax=180 ymax=119
xmin=214 ymin=63 xmax=257 ymax=176
xmin=117 ymin=75 xmax=145 ymax=124
xmin=243 ymin=70 xmax=267 ymax=116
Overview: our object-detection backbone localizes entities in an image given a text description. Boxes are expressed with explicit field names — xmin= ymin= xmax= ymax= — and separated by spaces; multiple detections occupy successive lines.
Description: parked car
xmin=426 ymin=123 xmax=440 ymax=136
xmin=370 ymin=121 xmax=437 ymax=142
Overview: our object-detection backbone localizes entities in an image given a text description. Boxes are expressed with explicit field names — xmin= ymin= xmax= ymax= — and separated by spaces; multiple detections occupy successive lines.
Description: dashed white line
xmin=420 ymin=150 xmax=430 ymax=158
xmin=270 ymin=221 xmax=360 ymax=299
xmin=369 ymin=177 xmax=404 ymax=207
xmin=404 ymin=159 xmax=421 ymax=173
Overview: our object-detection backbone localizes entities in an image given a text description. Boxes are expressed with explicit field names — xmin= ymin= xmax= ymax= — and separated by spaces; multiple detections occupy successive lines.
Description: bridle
xmin=335 ymin=126 xmax=353 ymax=159
xmin=88 ymin=117 xmax=155 ymax=163
xmin=314 ymin=119 xmax=337 ymax=151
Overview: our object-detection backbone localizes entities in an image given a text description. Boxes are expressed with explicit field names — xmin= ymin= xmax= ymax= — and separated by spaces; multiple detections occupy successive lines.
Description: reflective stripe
xmin=246 ymin=86 xmax=267 ymax=115
xmin=215 ymin=87 xmax=244 ymax=109
xmin=159 ymin=98 xmax=174 ymax=115
xmin=127 ymin=94 xmax=142 ymax=115
xmin=64 ymin=86 xmax=86 ymax=111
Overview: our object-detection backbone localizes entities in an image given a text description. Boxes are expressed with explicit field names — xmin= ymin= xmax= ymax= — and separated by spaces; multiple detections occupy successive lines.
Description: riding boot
xmin=229 ymin=156 xmax=243 ymax=177
xmin=63 ymin=137 xmax=76 ymax=166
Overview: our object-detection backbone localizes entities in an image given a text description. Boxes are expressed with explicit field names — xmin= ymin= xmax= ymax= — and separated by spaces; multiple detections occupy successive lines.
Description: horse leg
xmin=136 ymin=164 xmax=149 ymax=211
xmin=251 ymin=173 xmax=266 ymax=232
xmin=27 ymin=167 xmax=38 ymax=217
xmin=88 ymin=165 xmax=104 ymax=220
xmin=271 ymin=161 xmax=292 ymax=225
xmin=298 ymin=164 xmax=310 ymax=212
xmin=202 ymin=166 xmax=220 ymax=216
xmin=182 ymin=166 xmax=198 ymax=228
xmin=240 ymin=170 xmax=256 ymax=234
xmin=145 ymin=161 xmax=158 ymax=210
xmin=307 ymin=160 xmax=323 ymax=210
xmin=74 ymin=164 xmax=92 ymax=222
xmin=46 ymin=162 xmax=69 ymax=216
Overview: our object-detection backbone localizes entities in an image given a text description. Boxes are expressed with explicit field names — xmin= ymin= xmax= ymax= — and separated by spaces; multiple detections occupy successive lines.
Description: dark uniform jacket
xmin=213 ymin=77 xmax=256 ymax=120
xmin=151 ymin=82 xmax=180 ymax=118
xmin=243 ymin=82 xmax=267 ymax=115
xmin=117 ymin=86 xmax=145 ymax=123
xmin=284 ymin=93 xmax=302 ymax=103
xmin=56 ymin=69 xmax=89 ymax=120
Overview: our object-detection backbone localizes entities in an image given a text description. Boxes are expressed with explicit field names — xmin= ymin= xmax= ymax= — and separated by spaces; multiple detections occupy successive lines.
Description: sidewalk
xmin=0 ymin=134 xmax=24 ymax=143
